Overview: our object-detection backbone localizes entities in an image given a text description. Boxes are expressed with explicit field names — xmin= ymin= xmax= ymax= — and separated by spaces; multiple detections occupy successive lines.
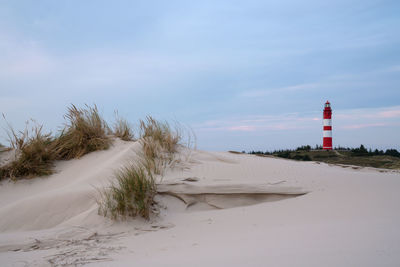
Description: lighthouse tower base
xmin=323 ymin=137 xmax=332 ymax=150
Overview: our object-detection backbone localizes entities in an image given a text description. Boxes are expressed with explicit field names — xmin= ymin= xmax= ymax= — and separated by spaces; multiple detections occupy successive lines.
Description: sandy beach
xmin=0 ymin=139 xmax=399 ymax=266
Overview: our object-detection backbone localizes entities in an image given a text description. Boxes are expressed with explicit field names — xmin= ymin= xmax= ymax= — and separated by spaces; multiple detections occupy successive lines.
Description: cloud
xmin=336 ymin=106 xmax=400 ymax=120
xmin=195 ymin=105 xmax=400 ymax=134
xmin=336 ymin=106 xmax=400 ymax=130
xmin=378 ymin=109 xmax=400 ymax=118
xmin=227 ymin=125 xmax=256 ymax=132
xmin=0 ymin=28 xmax=242 ymax=97
xmin=240 ymin=83 xmax=321 ymax=98
xmin=382 ymin=65 xmax=400 ymax=73
xmin=0 ymin=36 xmax=55 ymax=78
xmin=195 ymin=112 xmax=319 ymax=133
xmin=341 ymin=123 xmax=387 ymax=129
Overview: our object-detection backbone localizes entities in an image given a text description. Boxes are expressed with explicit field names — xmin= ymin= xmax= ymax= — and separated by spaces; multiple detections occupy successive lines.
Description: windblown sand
xmin=0 ymin=139 xmax=399 ymax=266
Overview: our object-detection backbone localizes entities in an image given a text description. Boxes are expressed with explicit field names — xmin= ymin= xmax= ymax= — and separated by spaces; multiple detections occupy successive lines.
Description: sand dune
xmin=1 ymin=140 xmax=400 ymax=266
xmin=157 ymin=183 xmax=308 ymax=210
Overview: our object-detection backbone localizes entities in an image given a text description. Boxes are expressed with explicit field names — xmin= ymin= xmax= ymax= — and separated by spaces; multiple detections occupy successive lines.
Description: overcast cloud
xmin=1 ymin=0 xmax=399 ymax=150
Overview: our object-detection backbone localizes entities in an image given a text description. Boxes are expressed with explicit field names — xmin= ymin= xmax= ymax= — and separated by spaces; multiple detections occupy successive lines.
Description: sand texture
xmin=1 ymin=140 xmax=400 ymax=266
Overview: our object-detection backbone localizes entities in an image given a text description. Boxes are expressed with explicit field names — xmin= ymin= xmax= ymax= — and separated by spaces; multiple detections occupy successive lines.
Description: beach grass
xmin=138 ymin=116 xmax=181 ymax=174
xmin=0 ymin=122 xmax=57 ymax=179
xmin=97 ymin=163 xmax=156 ymax=220
xmin=0 ymin=107 xmax=189 ymax=189
xmin=113 ymin=113 xmax=134 ymax=141
xmin=1 ymin=104 xmax=112 ymax=179
xmin=53 ymin=104 xmax=111 ymax=160
xmin=97 ymin=116 xmax=185 ymax=220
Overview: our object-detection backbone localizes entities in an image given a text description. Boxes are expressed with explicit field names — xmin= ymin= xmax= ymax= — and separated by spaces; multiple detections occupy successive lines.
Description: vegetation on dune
xmin=0 ymin=104 xmax=114 ymax=180
xmin=113 ymin=113 xmax=135 ymax=141
xmin=54 ymin=104 xmax=111 ymax=160
xmin=246 ymin=144 xmax=400 ymax=169
xmin=97 ymin=164 xmax=156 ymax=220
xmin=98 ymin=116 xmax=187 ymax=220
xmin=139 ymin=116 xmax=181 ymax=154
xmin=138 ymin=116 xmax=182 ymax=175
xmin=1 ymin=106 xmax=188 ymax=221
xmin=0 ymin=122 xmax=57 ymax=179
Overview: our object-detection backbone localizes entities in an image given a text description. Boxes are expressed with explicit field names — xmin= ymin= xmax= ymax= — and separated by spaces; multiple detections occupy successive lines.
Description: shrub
xmin=113 ymin=113 xmax=134 ymax=141
xmin=385 ymin=149 xmax=400 ymax=158
xmin=97 ymin=163 xmax=156 ymax=220
xmin=0 ymin=122 xmax=57 ymax=179
xmin=351 ymin=144 xmax=369 ymax=156
xmin=54 ymin=104 xmax=111 ymax=159
xmin=296 ymin=145 xmax=311 ymax=151
xmin=276 ymin=151 xmax=291 ymax=159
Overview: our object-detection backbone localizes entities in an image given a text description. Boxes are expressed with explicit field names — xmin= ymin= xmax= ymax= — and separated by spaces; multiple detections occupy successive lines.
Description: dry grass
xmin=54 ymin=104 xmax=111 ymax=160
xmin=0 ymin=121 xmax=57 ymax=179
xmin=113 ymin=113 xmax=134 ymax=141
xmin=138 ymin=116 xmax=182 ymax=174
xmin=139 ymin=116 xmax=181 ymax=153
xmin=97 ymin=163 xmax=156 ymax=220
xmin=1 ymin=104 xmax=113 ymax=179
xmin=137 ymin=140 xmax=166 ymax=175
xmin=97 ymin=116 xmax=188 ymax=220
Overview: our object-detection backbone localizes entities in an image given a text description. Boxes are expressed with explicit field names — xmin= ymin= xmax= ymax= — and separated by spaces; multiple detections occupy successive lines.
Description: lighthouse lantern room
xmin=323 ymin=101 xmax=332 ymax=150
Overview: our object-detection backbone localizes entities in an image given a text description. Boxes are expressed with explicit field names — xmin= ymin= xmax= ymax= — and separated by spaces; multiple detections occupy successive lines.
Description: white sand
xmin=0 ymin=140 xmax=400 ymax=266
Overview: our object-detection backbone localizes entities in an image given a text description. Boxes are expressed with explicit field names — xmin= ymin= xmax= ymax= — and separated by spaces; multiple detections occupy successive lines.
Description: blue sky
xmin=1 ymin=0 xmax=399 ymax=151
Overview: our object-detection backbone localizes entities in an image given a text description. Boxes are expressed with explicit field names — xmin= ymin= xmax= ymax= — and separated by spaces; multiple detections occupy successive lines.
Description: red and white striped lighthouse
xmin=323 ymin=101 xmax=332 ymax=150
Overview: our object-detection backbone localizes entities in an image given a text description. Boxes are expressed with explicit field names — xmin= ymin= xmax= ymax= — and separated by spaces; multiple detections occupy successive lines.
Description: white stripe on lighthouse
xmin=323 ymin=119 xmax=332 ymax=126
xmin=323 ymin=130 xmax=332 ymax=137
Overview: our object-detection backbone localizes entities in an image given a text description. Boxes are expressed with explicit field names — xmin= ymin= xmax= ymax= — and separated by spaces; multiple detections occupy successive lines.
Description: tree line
xmin=247 ymin=144 xmax=400 ymax=159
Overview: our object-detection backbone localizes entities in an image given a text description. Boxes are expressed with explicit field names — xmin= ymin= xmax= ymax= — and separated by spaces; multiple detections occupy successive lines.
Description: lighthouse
xmin=323 ymin=101 xmax=332 ymax=150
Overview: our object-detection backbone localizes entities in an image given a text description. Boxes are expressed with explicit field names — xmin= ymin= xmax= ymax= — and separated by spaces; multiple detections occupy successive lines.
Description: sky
xmin=0 ymin=0 xmax=399 ymax=151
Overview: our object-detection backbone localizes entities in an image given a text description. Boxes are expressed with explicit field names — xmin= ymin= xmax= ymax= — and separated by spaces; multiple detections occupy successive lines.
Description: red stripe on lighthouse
xmin=324 ymin=126 xmax=332 ymax=130
xmin=323 ymin=114 xmax=331 ymax=119
xmin=323 ymin=137 xmax=332 ymax=149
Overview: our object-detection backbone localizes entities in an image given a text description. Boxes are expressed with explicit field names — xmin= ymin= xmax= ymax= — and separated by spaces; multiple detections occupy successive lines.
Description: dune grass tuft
xmin=139 ymin=116 xmax=181 ymax=154
xmin=138 ymin=116 xmax=182 ymax=174
xmin=97 ymin=116 xmax=186 ymax=220
xmin=137 ymin=139 xmax=165 ymax=175
xmin=113 ymin=113 xmax=134 ymax=141
xmin=1 ymin=104 xmax=112 ymax=179
xmin=54 ymin=104 xmax=111 ymax=160
xmin=98 ymin=163 xmax=156 ymax=220
xmin=0 ymin=122 xmax=57 ymax=179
